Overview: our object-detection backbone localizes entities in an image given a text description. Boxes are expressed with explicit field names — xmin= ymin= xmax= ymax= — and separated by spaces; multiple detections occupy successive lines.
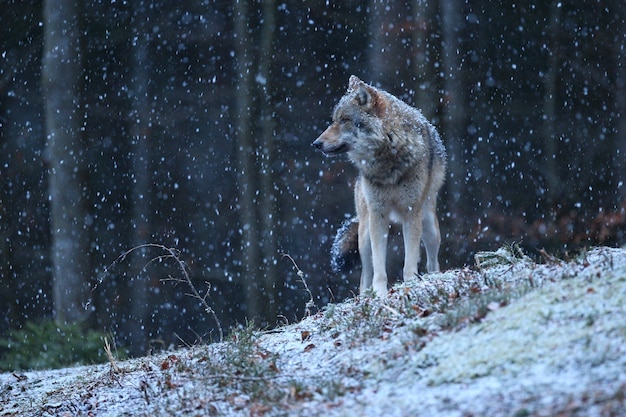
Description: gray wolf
xmin=312 ymin=75 xmax=447 ymax=296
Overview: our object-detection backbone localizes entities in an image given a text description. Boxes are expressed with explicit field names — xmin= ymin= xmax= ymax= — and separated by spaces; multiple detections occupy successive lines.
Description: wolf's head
xmin=312 ymin=76 xmax=387 ymax=157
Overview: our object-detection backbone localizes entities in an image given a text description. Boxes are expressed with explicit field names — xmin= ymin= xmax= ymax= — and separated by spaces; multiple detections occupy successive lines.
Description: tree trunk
xmin=366 ymin=0 xmax=413 ymax=87
xmin=440 ymin=0 xmax=466 ymax=219
xmin=616 ymin=4 xmax=626 ymax=204
xmin=234 ymin=0 xmax=264 ymax=323
xmin=542 ymin=1 xmax=562 ymax=205
xmin=258 ymin=0 xmax=278 ymax=323
xmin=233 ymin=0 xmax=279 ymax=325
xmin=411 ymin=0 xmax=438 ymax=120
xmin=42 ymin=0 xmax=91 ymax=324
xmin=128 ymin=3 xmax=153 ymax=356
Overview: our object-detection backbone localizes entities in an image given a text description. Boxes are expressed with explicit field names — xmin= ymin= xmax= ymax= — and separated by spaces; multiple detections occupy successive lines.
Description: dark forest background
xmin=1 ymin=0 xmax=625 ymax=358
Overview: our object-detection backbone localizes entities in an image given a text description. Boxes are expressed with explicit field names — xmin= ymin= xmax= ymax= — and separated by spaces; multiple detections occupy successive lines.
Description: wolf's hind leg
xmin=421 ymin=198 xmax=441 ymax=272
xmin=402 ymin=209 xmax=423 ymax=282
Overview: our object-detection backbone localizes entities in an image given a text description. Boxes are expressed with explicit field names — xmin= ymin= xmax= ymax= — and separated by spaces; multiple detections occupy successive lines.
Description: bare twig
xmin=11 ymin=372 xmax=27 ymax=382
xmin=282 ymin=253 xmax=316 ymax=317
xmin=538 ymin=248 xmax=561 ymax=265
xmin=153 ymin=245 xmax=224 ymax=343
xmin=89 ymin=243 xmax=223 ymax=343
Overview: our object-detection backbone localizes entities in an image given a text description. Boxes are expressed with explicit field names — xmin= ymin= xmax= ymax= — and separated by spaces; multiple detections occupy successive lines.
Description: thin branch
xmin=89 ymin=243 xmax=223 ymax=343
xmin=282 ymin=253 xmax=316 ymax=317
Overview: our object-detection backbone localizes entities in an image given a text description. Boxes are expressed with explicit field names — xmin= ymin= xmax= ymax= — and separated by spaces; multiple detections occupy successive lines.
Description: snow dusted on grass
xmin=358 ymin=247 xmax=626 ymax=416
xmin=1 ymin=246 xmax=625 ymax=416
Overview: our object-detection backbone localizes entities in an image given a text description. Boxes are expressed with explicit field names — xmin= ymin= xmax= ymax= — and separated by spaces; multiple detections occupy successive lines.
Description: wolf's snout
xmin=312 ymin=135 xmax=349 ymax=156
xmin=312 ymin=138 xmax=323 ymax=150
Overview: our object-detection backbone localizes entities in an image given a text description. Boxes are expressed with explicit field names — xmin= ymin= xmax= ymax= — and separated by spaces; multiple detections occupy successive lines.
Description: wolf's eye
xmin=339 ymin=117 xmax=351 ymax=125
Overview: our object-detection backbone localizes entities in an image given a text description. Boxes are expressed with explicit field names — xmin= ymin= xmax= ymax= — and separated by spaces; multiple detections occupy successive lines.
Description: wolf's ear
xmin=348 ymin=75 xmax=363 ymax=91
xmin=348 ymin=76 xmax=384 ymax=114
xmin=354 ymin=84 xmax=375 ymax=109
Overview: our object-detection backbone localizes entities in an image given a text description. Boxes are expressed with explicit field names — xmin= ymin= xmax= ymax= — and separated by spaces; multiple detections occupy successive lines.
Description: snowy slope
xmin=1 ymin=246 xmax=625 ymax=416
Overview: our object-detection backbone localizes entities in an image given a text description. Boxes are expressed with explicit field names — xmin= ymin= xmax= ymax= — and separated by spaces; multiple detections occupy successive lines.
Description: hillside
xmin=1 ymin=246 xmax=625 ymax=416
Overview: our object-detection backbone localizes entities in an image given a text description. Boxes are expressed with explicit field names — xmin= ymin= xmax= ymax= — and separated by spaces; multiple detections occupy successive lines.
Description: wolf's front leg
xmin=402 ymin=209 xmax=423 ymax=281
xmin=368 ymin=214 xmax=389 ymax=296
xmin=358 ymin=220 xmax=373 ymax=296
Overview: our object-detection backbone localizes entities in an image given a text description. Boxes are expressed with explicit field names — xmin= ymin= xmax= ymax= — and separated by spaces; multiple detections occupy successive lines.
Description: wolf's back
xmin=330 ymin=217 xmax=360 ymax=273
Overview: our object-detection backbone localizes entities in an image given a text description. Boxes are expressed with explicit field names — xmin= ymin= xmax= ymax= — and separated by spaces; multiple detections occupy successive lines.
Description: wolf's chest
xmin=360 ymin=178 xmax=422 ymax=218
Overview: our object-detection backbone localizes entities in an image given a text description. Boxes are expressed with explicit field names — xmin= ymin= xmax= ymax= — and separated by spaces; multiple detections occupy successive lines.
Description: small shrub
xmin=474 ymin=242 xmax=530 ymax=270
xmin=222 ymin=321 xmax=278 ymax=378
xmin=0 ymin=320 xmax=109 ymax=371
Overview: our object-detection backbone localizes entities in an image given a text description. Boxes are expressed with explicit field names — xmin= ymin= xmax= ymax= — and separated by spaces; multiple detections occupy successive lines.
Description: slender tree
xmin=542 ymin=1 xmax=562 ymax=205
xmin=616 ymin=3 xmax=626 ymax=204
xmin=440 ymin=0 xmax=466 ymax=220
xmin=42 ymin=0 xmax=91 ymax=324
xmin=366 ymin=0 xmax=413 ymax=86
xmin=127 ymin=2 xmax=154 ymax=356
xmin=258 ymin=0 xmax=279 ymax=322
xmin=412 ymin=0 xmax=438 ymax=120
xmin=232 ymin=0 xmax=279 ymax=324
xmin=234 ymin=0 xmax=260 ymax=320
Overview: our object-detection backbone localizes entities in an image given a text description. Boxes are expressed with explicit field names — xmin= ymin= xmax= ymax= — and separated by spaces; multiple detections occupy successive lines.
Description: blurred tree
xmin=128 ymin=2 xmax=154 ymax=356
xmin=233 ymin=0 xmax=259 ymax=321
xmin=0 ymin=1 xmax=49 ymax=334
xmin=42 ymin=0 xmax=91 ymax=324
xmin=258 ymin=0 xmax=279 ymax=323
xmin=617 ymin=3 xmax=626 ymax=203
xmin=412 ymin=0 xmax=438 ymax=120
xmin=440 ymin=0 xmax=466 ymax=222
xmin=541 ymin=1 xmax=562 ymax=205
xmin=366 ymin=0 xmax=407 ymax=83
xmin=233 ymin=0 xmax=278 ymax=325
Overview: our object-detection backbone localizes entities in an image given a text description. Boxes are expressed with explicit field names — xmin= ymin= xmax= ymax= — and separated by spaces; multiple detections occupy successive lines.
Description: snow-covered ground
xmin=2 ymin=246 xmax=625 ymax=416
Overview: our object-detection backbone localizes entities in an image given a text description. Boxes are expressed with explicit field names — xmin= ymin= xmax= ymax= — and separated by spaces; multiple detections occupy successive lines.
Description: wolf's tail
xmin=330 ymin=217 xmax=360 ymax=273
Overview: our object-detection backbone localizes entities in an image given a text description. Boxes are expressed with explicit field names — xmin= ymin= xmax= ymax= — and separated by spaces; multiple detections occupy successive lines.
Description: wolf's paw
xmin=372 ymin=282 xmax=388 ymax=298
